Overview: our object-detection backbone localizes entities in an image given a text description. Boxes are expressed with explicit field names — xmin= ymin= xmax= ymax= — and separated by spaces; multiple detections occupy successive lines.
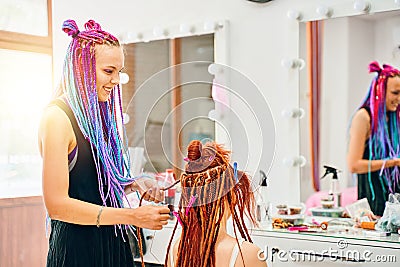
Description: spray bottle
xmin=321 ymin=165 xmax=342 ymax=208
xmin=255 ymin=170 xmax=269 ymax=227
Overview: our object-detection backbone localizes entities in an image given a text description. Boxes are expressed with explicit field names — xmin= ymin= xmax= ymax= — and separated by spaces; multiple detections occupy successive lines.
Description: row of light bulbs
xmin=120 ymin=21 xmax=223 ymax=43
xmin=288 ymin=0 xmax=400 ymax=21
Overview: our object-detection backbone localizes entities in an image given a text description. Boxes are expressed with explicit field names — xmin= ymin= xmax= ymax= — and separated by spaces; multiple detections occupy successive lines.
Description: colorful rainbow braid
xmin=165 ymin=140 xmax=256 ymax=267
xmin=60 ymin=20 xmax=134 ymax=226
xmin=359 ymin=61 xmax=400 ymax=198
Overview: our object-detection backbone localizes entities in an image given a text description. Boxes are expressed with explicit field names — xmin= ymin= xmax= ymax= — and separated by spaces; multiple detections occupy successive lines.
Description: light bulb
xmin=353 ymin=0 xmax=371 ymax=13
xmin=283 ymin=156 xmax=307 ymax=167
xmin=126 ymin=32 xmax=135 ymax=41
xmin=122 ymin=113 xmax=130 ymax=124
xmin=281 ymin=108 xmax=305 ymax=119
xmin=119 ymin=73 xmax=130 ymax=84
xmin=180 ymin=23 xmax=194 ymax=34
xmin=287 ymin=9 xmax=302 ymax=21
xmin=208 ymin=109 xmax=219 ymax=121
xmin=153 ymin=27 xmax=168 ymax=37
xmin=208 ymin=63 xmax=223 ymax=75
xmin=316 ymin=5 xmax=333 ymax=17
xmin=204 ymin=21 xmax=217 ymax=31
xmin=281 ymin=58 xmax=305 ymax=70
xmin=136 ymin=33 xmax=143 ymax=40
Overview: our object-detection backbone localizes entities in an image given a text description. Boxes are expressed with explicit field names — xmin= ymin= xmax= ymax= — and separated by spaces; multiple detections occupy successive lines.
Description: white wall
xmin=52 ymin=0 xmax=400 ymax=205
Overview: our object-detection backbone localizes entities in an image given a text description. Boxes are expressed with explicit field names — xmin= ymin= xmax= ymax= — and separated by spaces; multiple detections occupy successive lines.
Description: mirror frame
xmin=119 ymin=20 xmax=231 ymax=173
xmin=293 ymin=1 xmax=400 ymax=202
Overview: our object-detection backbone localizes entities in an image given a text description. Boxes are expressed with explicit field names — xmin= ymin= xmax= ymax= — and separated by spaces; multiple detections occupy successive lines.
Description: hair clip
xmin=233 ymin=162 xmax=238 ymax=182
xmin=185 ymin=195 xmax=198 ymax=216
xmin=184 ymin=157 xmax=190 ymax=162
xmin=209 ymin=155 xmax=214 ymax=161
xmin=173 ymin=211 xmax=183 ymax=226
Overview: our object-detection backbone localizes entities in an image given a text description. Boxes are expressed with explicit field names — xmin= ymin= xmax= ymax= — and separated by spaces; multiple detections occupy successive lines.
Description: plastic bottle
xmin=164 ymin=169 xmax=176 ymax=208
xmin=255 ymin=186 xmax=269 ymax=227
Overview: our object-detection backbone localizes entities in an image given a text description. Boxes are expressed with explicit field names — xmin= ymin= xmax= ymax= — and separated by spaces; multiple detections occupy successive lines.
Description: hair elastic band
xmin=173 ymin=211 xmax=183 ymax=226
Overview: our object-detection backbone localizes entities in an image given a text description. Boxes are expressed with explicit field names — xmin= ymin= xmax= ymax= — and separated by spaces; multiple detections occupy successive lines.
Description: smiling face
xmin=386 ymin=76 xmax=400 ymax=112
xmin=95 ymin=45 xmax=124 ymax=102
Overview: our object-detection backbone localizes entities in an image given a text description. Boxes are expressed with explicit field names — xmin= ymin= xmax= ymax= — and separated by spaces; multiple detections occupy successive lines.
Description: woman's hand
xmin=127 ymin=177 xmax=164 ymax=203
xmin=131 ymin=205 xmax=170 ymax=230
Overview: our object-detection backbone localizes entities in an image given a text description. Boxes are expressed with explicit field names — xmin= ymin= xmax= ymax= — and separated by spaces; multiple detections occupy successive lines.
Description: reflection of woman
xmin=347 ymin=61 xmax=400 ymax=216
xmin=166 ymin=140 xmax=266 ymax=267
xmin=38 ymin=19 xmax=169 ymax=266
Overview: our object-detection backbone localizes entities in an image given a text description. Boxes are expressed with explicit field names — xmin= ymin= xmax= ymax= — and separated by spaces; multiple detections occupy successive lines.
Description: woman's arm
xmin=347 ymin=109 xmax=400 ymax=174
xmin=38 ymin=106 xmax=169 ymax=230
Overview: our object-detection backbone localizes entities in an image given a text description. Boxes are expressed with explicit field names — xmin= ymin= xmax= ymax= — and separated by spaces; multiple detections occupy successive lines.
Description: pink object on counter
xmin=305 ymin=186 xmax=357 ymax=215
xmin=288 ymin=226 xmax=308 ymax=231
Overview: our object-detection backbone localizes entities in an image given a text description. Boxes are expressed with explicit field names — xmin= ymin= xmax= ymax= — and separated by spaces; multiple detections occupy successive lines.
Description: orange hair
xmin=165 ymin=140 xmax=256 ymax=267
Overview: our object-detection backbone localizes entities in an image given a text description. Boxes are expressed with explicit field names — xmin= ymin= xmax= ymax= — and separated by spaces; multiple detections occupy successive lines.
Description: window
xmin=0 ymin=0 xmax=52 ymax=198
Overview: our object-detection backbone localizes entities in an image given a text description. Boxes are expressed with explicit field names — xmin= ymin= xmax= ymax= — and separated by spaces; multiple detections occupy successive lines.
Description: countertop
xmin=251 ymin=216 xmax=400 ymax=248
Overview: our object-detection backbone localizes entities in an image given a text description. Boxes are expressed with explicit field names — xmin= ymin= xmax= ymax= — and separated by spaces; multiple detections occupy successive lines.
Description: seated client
xmin=166 ymin=140 xmax=267 ymax=267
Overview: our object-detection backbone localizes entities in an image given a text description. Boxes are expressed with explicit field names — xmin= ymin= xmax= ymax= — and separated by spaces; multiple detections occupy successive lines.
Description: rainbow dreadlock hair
xmin=165 ymin=140 xmax=256 ymax=267
xmin=359 ymin=61 xmax=400 ymax=198
xmin=60 ymin=20 xmax=133 ymax=213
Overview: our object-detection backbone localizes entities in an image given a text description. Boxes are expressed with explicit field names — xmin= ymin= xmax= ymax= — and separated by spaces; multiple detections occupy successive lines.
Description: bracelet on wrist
xmin=96 ymin=206 xmax=104 ymax=228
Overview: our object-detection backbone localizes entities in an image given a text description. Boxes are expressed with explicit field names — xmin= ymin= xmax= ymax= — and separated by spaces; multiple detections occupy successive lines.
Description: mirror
xmin=119 ymin=20 xmax=230 ymax=174
xmin=299 ymin=9 xmax=400 ymax=207
xmin=122 ymin=35 xmax=216 ymax=173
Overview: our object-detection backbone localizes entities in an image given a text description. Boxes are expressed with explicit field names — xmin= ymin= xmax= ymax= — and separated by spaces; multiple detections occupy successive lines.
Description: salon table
xmin=135 ymin=218 xmax=400 ymax=266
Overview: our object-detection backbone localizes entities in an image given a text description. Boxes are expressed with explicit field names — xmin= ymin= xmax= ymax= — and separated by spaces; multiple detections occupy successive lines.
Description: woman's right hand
xmin=131 ymin=205 xmax=170 ymax=230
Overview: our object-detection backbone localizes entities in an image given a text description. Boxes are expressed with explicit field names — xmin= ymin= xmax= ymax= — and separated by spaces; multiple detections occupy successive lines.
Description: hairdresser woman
xmin=38 ymin=19 xmax=170 ymax=266
xmin=347 ymin=61 xmax=400 ymax=216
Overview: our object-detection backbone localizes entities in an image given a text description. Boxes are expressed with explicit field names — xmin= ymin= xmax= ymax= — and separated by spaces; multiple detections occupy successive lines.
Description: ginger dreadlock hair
xmin=165 ymin=140 xmax=256 ymax=267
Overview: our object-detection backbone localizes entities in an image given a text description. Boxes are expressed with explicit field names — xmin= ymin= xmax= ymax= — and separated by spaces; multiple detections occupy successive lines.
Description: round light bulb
xmin=136 ymin=33 xmax=143 ymax=40
xmin=296 ymin=58 xmax=306 ymax=70
xmin=208 ymin=109 xmax=219 ymax=121
xmin=204 ymin=21 xmax=217 ymax=32
xmin=353 ymin=0 xmax=371 ymax=13
xmin=122 ymin=113 xmax=130 ymax=124
xmin=287 ymin=9 xmax=302 ymax=21
xmin=281 ymin=58 xmax=295 ymax=69
xmin=180 ymin=23 xmax=194 ymax=34
xmin=281 ymin=58 xmax=305 ymax=70
xmin=124 ymin=32 xmax=135 ymax=42
xmin=208 ymin=63 xmax=223 ymax=75
xmin=119 ymin=73 xmax=130 ymax=84
xmin=316 ymin=5 xmax=333 ymax=17
xmin=283 ymin=156 xmax=307 ymax=167
xmin=281 ymin=108 xmax=305 ymax=119
xmin=153 ymin=27 xmax=167 ymax=37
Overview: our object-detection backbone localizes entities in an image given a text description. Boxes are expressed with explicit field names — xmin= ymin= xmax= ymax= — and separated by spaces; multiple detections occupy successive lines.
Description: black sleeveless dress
xmin=357 ymin=107 xmax=400 ymax=216
xmin=46 ymin=99 xmax=134 ymax=267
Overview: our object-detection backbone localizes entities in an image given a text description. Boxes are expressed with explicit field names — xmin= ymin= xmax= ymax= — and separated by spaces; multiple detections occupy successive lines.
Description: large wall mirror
xmin=119 ymin=21 xmax=228 ymax=175
xmin=299 ymin=8 xmax=400 ymax=208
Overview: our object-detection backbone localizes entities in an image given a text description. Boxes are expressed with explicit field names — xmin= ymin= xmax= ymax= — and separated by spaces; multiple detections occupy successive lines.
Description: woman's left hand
xmin=128 ymin=178 xmax=164 ymax=203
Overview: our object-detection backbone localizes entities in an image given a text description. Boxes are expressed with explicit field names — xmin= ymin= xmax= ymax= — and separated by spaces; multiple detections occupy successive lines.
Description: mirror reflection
xmin=122 ymin=34 xmax=215 ymax=173
xmin=299 ymin=10 xmax=400 ymax=213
